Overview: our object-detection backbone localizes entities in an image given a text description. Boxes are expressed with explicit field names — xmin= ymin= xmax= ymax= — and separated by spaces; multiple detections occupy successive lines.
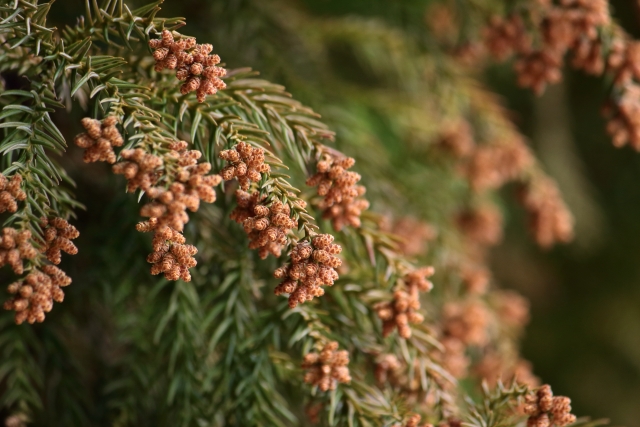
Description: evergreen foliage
xmin=0 ymin=0 xmax=634 ymax=426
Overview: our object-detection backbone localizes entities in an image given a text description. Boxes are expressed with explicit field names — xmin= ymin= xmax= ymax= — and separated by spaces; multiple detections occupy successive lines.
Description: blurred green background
xmin=45 ymin=0 xmax=640 ymax=425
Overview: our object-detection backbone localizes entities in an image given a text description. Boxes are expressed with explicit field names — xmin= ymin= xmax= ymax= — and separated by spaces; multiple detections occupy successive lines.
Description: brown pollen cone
xmin=140 ymin=141 xmax=222 ymax=233
xmin=306 ymin=153 xmax=369 ymax=231
xmin=523 ymin=385 xmax=577 ymax=427
xmin=273 ymin=234 xmax=341 ymax=308
xmin=374 ymin=267 xmax=434 ymax=338
xmin=219 ymin=142 xmax=271 ymax=190
xmin=74 ymin=116 xmax=124 ymax=164
xmin=112 ymin=148 xmax=163 ymax=192
xmin=3 ymin=265 xmax=71 ymax=324
xmin=231 ymin=190 xmax=297 ymax=259
xmin=517 ymin=178 xmax=573 ymax=248
xmin=0 ymin=228 xmax=38 ymax=275
xmin=0 ymin=174 xmax=27 ymax=213
xmin=40 ymin=217 xmax=80 ymax=265
xmin=301 ymin=341 xmax=351 ymax=391
xmin=483 ymin=15 xmax=531 ymax=60
xmin=149 ymin=29 xmax=226 ymax=102
xmin=138 ymin=219 xmax=197 ymax=282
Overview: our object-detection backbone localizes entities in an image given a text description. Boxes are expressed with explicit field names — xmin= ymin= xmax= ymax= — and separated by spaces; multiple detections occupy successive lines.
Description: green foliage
xmin=0 ymin=0 xmax=624 ymax=426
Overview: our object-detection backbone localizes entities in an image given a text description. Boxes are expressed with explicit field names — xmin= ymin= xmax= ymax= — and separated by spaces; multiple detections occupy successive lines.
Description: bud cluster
xmin=463 ymin=141 xmax=533 ymax=192
xmin=456 ymin=203 xmax=504 ymax=248
xmin=374 ymin=267 xmax=434 ymax=339
xmin=231 ymin=190 xmax=298 ymax=259
xmin=524 ymin=385 xmax=577 ymax=427
xmin=306 ymin=154 xmax=369 ymax=231
xmin=524 ymin=1 xmax=608 ymax=93
xmin=149 ymin=29 xmax=226 ymax=102
xmin=120 ymin=141 xmax=222 ymax=281
xmin=137 ymin=219 xmax=197 ymax=282
xmin=461 ymin=265 xmax=490 ymax=295
xmin=483 ymin=15 xmax=531 ymax=61
xmin=0 ymin=228 xmax=38 ymax=275
xmin=140 ymin=141 xmax=222 ymax=233
xmin=442 ymin=300 xmax=490 ymax=347
xmin=40 ymin=217 xmax=79 ymax=265
xmin=219 ymin=142 xmax=271 ymax=190
xmin=374 ymin=353 xmax=402 ymax=385
xmin=3 ymin=266 xmax=71 ymax=324
xmin=74 ymin=116 xmax=123 ymax=164
xmin=483 ymin=2 xmax=609 ymax=94
xmin=301 ymin=341 xmax=351 ymax=392
xmin=273 ymin=234 xmax=341 ymax=308
xmin=518 ymin=178 xmax=574 ymax=248
xmin=112 ymin=149 xmax=163 ymax=192
xmin=0 ymin=173 xmax=26 ymax=213
xmin=492 ymin=290 xmax=530 ymax=328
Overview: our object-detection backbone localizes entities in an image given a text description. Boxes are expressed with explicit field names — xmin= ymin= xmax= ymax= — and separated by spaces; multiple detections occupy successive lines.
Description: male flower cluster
xmin=231 ymin=191 xmax=298 ymax=260
xmin=273 ymin=234 xmax=341 ymax=308
xmin=374 ymin=267 xmax=434 ymax=338
xmin=126 ymin=141 xmax=222 ymax=281
xmin=137 ymin=219 xmax=198 ymax=282
xmin=524 ymin=385 xmax=577 ymax=427
xmin=150 ymin=29 xmax=226 ymax=102
xmin=0 ymin=173 xmax=26 ymax=213
xmin=219 ymin=142 xmax=270 ymax=190
xmin=74 ymin=116 xmax=123 ymax=164
xmin=0 ymin=228 xmax=38 ymax=275
xmin=41 ymin=217 xmax=80 ymax=265
xmin=301 ymin=341 xmax=351 ymax=391
xmin=306 ymin=153 xmax=368 ymax=231
xmin=3 ymin=266 xmax=71 ymax=324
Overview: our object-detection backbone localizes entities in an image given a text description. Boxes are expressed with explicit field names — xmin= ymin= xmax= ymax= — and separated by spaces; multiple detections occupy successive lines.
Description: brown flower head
xmin=139 ymin=220 xmax=196 ymax=282
xmin=231 ymin=190 xmax=298 ymax=259
xmin=3 ymin=265 xmax=71 ymax=324
xmin=219 ymin=142 xmax=270 ymax=190
xmin=0 ymin=228 xmax=38 ymax=275
xmin=374 ymin=267 xmax=434 ymax=339
xmin=438 ymin=119 xmax=476 ymax=158
xmin=149 ymin=30 xmax=226 ymax=102
xmin=74 ymin=116 xmax=123 ymax=164
xmin=604 ymin=84 xmax=640 ymax=150
xmin=274 ymin=234 xmax=341 ymax=308
xmin=463 ymin=140 xmax=533 ymax=192
xmin=140 ymin=142 xmax=222 ymax=233
xmin=461 ymin=265 xmax=490 ymax=295
xmin=301 ymin=341 xmax=351 ymax=391
xmin=457 ymin=203 xmax=504 ymax=247
xmin=40 ymin=217 xmax=80 ymax=265
xmin=515 ymin=51 xmax=563 ymax=95
xmin=112 ymin=148 xmax=163 ymax=192
xmin=374 ymin=354 xmax=402 ymax=385
xmin=0 ymin=173 xmax=26 ymax=213
xmin=523 ymin=385 xmax=577 ymax=427
xmin=483 ymin=15 xmax=531 ymax=60
xmin=493 ymin=290 xmax=530 ymax=328
xmin=518 ymin=178 xmax=573 ymax=248
xmin=388 ymin=216 xmax=437 ymax=257
xmin=442 ymin=300 xmax=490 ymax=346
xmin=306 ymin=153 xmax=369 ymax=231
